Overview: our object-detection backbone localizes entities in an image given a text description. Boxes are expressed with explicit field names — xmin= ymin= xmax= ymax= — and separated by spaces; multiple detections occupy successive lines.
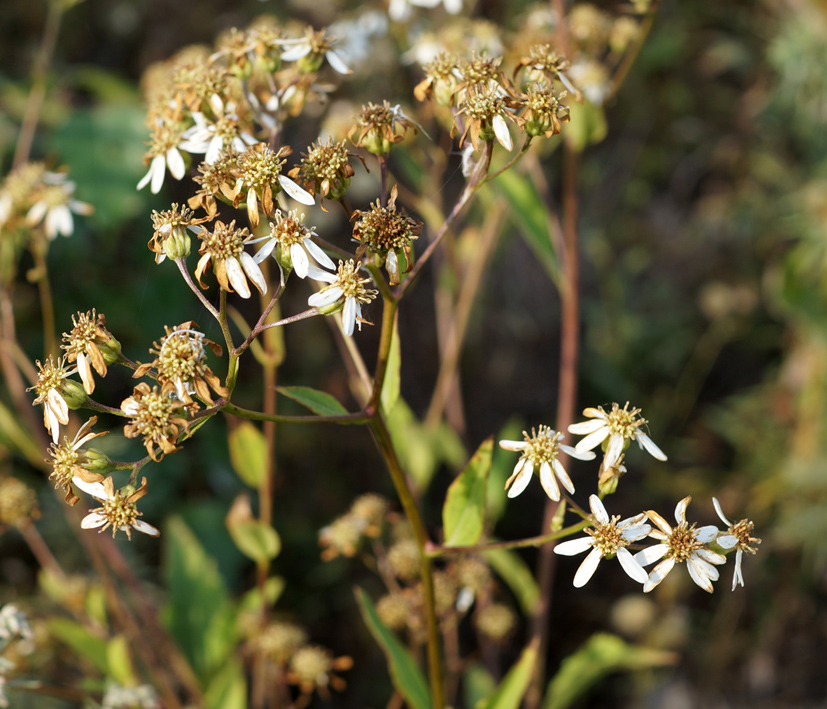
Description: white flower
xmin=568 ymin=402 xmax=667 ymax=471
xmin=30 ymin=356 xmax=74 ymax=444
xmin=388 ymin=0 xmax=462 ymax=22
xmin=499 ymin=425 xmax=595 ymax=501
xmin=554 ymin=495 xmax=651 ymax=587
xmin=712 ymin=497 xmax=761 ymax=591
xmin=137 ymin=146 xmax=187 ymax=194
xmin=634 ymin=496 xmax=726 ymax=593
xmin=179 ymin=95 xmax=258 ymax=164
xmin=193 ymin=220 xmax=268 ymax=299
xmin=26 ymin=180 xmax=93 ymax=239
xmin=73 ymin=476 xmax=159 ymax=540
xmin=308 ymin=260 xmax=378 ymax=336
xmin=251 ymin=210 xmax=335 ymax=281
xmin=278 ymin=28 xmax=352 ymax=75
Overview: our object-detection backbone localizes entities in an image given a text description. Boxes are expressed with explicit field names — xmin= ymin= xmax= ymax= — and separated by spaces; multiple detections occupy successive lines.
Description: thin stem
xmin=482 ymin=137 xmax=533 ymax=184
xmin=221 ymin=401 xmax=370 ymax=425
xmin=13 ymin=0 xmax=63 ymax=168
xmin=605 ymin=0 xmax=662 ymax=104
xmin=175 ymin=257 xmax=220 ymax=321
xmin=257 ymin=308 xmax=320 ymax=332
xmin=369 ymin=414 xmax=444 ymax=709
xmin=367 ymin=289 xmax=398 ymax=412
xmin=379 ymin=155 xmax=389 ymax=207
xmin=526 ymin=144 xmax=581 ymax=709
xmin=426 ymin=519 xmax=591 ymax=557
xmin=83 ymin=398 xmax=127 ymax=417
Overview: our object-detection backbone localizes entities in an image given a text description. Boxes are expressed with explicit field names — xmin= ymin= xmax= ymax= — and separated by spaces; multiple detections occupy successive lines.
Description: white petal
xmin=689 ymin=555 xmax=719 ymax=582
xmin=645 ymin=509 xmax=672 ymax=536
xmin=687 ymin=558 xmax=715 ymax=592
xmin=588 ymin=495 xmax=609 ymax=525
xmin=551 ymin=458 xmax=575 ymax=494
xmin=80 ymin=511 xmax=107 ymax=529
xmin=637 ymin=433 xmax=667 ymax=461
xmin=732 ymin=549 xmax=744 ymax=590
xmin=712 ymin=497 xmax=732 ymax=527
xmin=253 ymin=239 xmax=277 ymax=264
xmin=717 ymin=534 xmax=738 ymax=550
xmin=620 ymin=523 xmax=651 ymax=543
xmin=617 ymin=547 xmax=649 ymax=583
xmin=553 ymin=536 xmax=593 ymax=556
xmin=308 ymin=286 xmax=344 ymax=308
xmin=303 ymin=237 xmax=335 ymax=270
xmin=77 ymin=354 xmax=94 ymax=394
xmin=492 ymin=114 xmax=513 ymax=151
xmin=643 ymin=558 xmax=675 ymax=593
xmin=72 ymin=477 xmax=109 ymax=500
xmin=281 ymin=43 xmax=312 ymax=61
xmin=291 ymin=243 xmax=309 ymax=279
xmin=498 ymin=440 xmax=529 ymax=452
xmin=603 ymin=434 xmax=624 ymax=469
xmin=240 ymin=251 xmax=267 ymax=295
xmin=48 ymin=205 xmax=74 ymax=238
xmin=567 ymin=419 xmax=606 ymax=435
xmin=27 ymin=201 xmax=47 ymax=226
xmin=149 ymin=154 xmax=167 ymax=194
xmin=325 ymin=49 xmax=352 ymax=75
xmin=306 ymin=262 xmax=337 ymax=282
xmin=506 ymin=463 xmax=532 ymax=498
xmin=538 ymin=460 xmax=560 ymax=501
xmin=209 ymin=93 xmax=224 ymax=115
xmin=225 ymin=257 xmax=251 ymax=298
xmin=132 ymin=520 xmax=161 ymax=537
xmin=205 ymin=135 xmax=223 ymax=165
xmin=695 ymin=525 xmax=719 ymax=545
xmin=695 ymin=547 xmax=726 ymax=566
xmin=582 ymin=407 xmax=607 ymax=419
xmin=634 ymin=544 xmax=668 ymax=567
xmin=166 ymin=147 xmax=186 ymax=180
xmin=574 ymin=426 xmax=609 ymax=453
xmin=573 ymin=548 xmax=602 ymax=587
xmin=443 ymin=0 xmax=462 ymax=12
xmin=559 ymin=443 xmax=596 ymax=461
xmin=47 ymin=388 xmax=69 ymax=424
xmin=342 ymin=297 xmax=357 ymax=337
xmin=674 ymin=496 xmax=691 ymax=524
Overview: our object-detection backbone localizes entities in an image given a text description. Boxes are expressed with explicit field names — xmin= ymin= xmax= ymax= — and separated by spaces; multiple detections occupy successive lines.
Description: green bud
xmin=60 ymin=380 xmax=88 ymax=410
xmin=363 ymin=131 xmax=391 ymax=156
xmin=229 ymin=59 xmax=254 ymax=80
xmin=164 ymin=230 xmax=191 ymax=261
xmin=297 ymin=54 xmax=324 ymax=74
xmin=98 ymin=339 xmax=122 ymax=365
xmin=598 ymin=474 xmax=620 ymax=497
xmin=327 ymin=176 xmax=351 ymax=200
xmin=255 ymin=54 xmax=281 ymax=74
xmin=82 ymin=449 xmax=116 ymax=476
xmin=315 ymin=298 xmax=344 ymax=316
xmin=479 ymin=125 xmax=496 ymax=142
xmin=275 ymin=245 xmax=294 ymax=277
xmin=434 ymin=82 xmax=456 ymax=107
xmin=525 ymin=119 xmax=549 ymax=137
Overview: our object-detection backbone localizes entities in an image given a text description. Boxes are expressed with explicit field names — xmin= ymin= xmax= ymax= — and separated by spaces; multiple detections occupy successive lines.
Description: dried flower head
xmin=499 ymin=425 xmax=595 ymax=501
xmin=454 ymin=84 xmax=519 ymax=151
xmin=30 ymin=356 xmax=86 ymax=444
xmin=252 ymin=621 xmax=308 ymax=664
xmin=348 ymin=494 xmax=388 ymax=537
xmin=713 ymin=498 xmax=761 ymax=590
xmin=0 ymin=477 xmax=39 ymax=529
xmin=48 ymin=417 xmax=110 ymax=504
xmin=190 ymin=149 xmax=240 ymax=216
xmin=388 ymin=539 xmax=421 ymax=580
xmin=0 ymin=162 xmax=47 ymax=227
xmin=516 ymin=83 xmax=570 ymax=138
xmin=61 ymin=311 xmax=121 ymax=395
xmin=309 ymin=260 xmax=378 ymax=336
xmin=287 ymin=645 xmax=353 ymax=701
xmin=456 ymin=53 xmax=506 ymax=96
xmin=475 ymin=603 xmax=517 ymax=641
xmin=319 ymin=514 xmax=364 ymax=560
xmin=349 ymin=101 xmax=418 ymax=155
xmin=414 ymin=52 xmax=460 ymax=105
xmin=194 ymin=219 xmax=267 ymax=298
xmin=133 ymin=322 xmax=228 ymax=407
xmin=74 ymin=476 xmax=159 ymax=540
xmin=149 ymin=203 xmax=207 ymax=263
xmin=376 ymin=593 xmax=411 ymax=631
xmin=289 ymin=138 xmax=359 ymax=203
xmin=251 ymin=209 xmax=334 ymax=281
xmin=351 ymin=186 xmax=422 ymax=285
xmin=120 ymin=382 xmax=190 ymax=461
xmin=514 ymin=44 xmax=581 ymax=99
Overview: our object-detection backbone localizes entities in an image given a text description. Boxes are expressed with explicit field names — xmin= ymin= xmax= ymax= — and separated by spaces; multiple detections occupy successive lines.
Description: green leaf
xmin=483 ymin=548 xmax=540 ymax=615
xmin=443 ymin=437 xmax=493 ymax=546
xmin=488 ymin=174 xmax=560 ymax=285
xmin=48 ymin=618 xmax=109 ymax=674
xmin=238 ymin=577 xmax=285 ymax=614
xmin=204 ymin=658 xmax=248 ymax=709
xmin=355 ymin=587 xmax=432 ymax=709
xmin=228 ymin=519 xmax=281 ymax=563
xmin=464 ymin=663 xmax=497 ymax=709
xmin=476 ymin=641 xmax=538 ymax=709
xmin=564 ymin=100 xmax=608 ymax=153
xmin=228 ymin=421 xmax=268 ymax=488
xmin=106 ymin=635 xmax=136 ymax=686
xmin=542 ymin=633 xmax=677 ymax=709
xmin=381 ymin=318 xmax=401 ymax=415
xmin=163 ymin=517 xmax=237 ymax=681
xmin=277 ymin=385 xmax=348 ymax=416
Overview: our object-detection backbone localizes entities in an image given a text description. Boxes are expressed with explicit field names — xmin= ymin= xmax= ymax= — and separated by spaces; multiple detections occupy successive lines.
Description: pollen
xmin=200 ymin=220 xmax=247 ymax=259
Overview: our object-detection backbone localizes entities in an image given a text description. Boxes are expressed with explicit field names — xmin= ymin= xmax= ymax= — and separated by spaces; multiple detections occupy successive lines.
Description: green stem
xmin=175 ymin=257 xmax=220 ymax=322
xmin=367 ymin=287 xmax=398 ymax=412
xmin=220 ymin=401 xmax=370 ymax=425
xmin=426 ymin=519 xmax=591 ymax=557
xmin=369 ymin=413 xmax=444 ymax=709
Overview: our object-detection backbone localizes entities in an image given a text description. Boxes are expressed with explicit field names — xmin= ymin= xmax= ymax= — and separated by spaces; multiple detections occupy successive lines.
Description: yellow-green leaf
xmin=564 ymin=100 xmax=607 ymax=153
xmin=228 ymin=421 xmax=267 ymax=488
xmin=106 ymin=635 xmax=136 ymax=686
xmin=443 ymin=437 xmax=493 ymax=547
xmin=476 ymin=641 xmax=538 ymax=709
xmin=278 ymin=386 xmax=348 ymax=416
xmin=381 ymin=318 xmax=401 ymax=415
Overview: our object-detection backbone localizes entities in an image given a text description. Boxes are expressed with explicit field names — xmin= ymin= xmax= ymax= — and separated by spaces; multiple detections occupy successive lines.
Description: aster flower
xmin=179 ymin=94 xmax=258 ymax=164
xmin=554 ymin=495 xmax=650 ymax=587
xmin=73 ymin=476 xmax=159 ymax=540
xmin=26 ymin=179 xmax=93 ymax=239
xmin=712 ymin=497 xmax=761 ymax=591
xmin=498 ymin=425 xmax=595 ymax=501
xmin=309 ymin=260 xmax=379 ymax=336
xmin=289 ymin=138 xmax=360 ymax=203
xmin=61 ymin=310 xmax=121 ymax=395
xmin=635 ymin=496 xmax=726 ymax=593
xmin=194 ymin=219 xmax=268 ymax=298
xmin=568 ymin=402 xmax=667 ymax=471
xmin=251 ymin=210 xmax=334 ymax=281
xmin=30 ymin=356 xmax=85 ymax=444
xmin=454 ymin=84 xmax=519 ymax=151
xmin=349 ymin=101 xmax=420 ymax=155
xmin=136 ymin=122 xmax=188 ymax=194
xmin=121 ymin=382 xmax=190 ymax=461
xmin=278 ymin=27 xmax=352 ymax=75
xmin=48 ymin=416 xmax=110 ymax=504
xmin=388 ymin=0 xmax=462 ymax=23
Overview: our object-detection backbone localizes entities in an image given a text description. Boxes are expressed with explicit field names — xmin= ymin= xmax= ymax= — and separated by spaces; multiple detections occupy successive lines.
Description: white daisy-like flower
xmin=498 ymin=425 xmax=595 ymax=501
xmin=29 ymin=356 xmax=75 ymax=444
xmin=568 ymin=402 xmax=667 ymax=471
xmin=179 ymin=95 xmax=258 ymax=165
xmin=634 ymin=496 xmax=726 ymax=593
xmin=193 ymin=220 xmax=267 ymax=299
xmin=712 ymin=497 xmax=761 ymax=591
xmin=26 ymin=180 xmax=93 ymax=239
xmin=278 ymin=28 xmax=352 ymax=75
xmin=308 ymin=260 xmax=378 ymax=337
xmin=72 ymin=476 xmax=159 ymax=540
xmin=388 ymin=0 xmax=462 ymax=22
xmin=554 ymin=495 xmax=651 ymax=587
xmin=137 ymin=145 xmax=187 ymax=194
xmin=251 ymin=210 xmax=334 ymax=281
